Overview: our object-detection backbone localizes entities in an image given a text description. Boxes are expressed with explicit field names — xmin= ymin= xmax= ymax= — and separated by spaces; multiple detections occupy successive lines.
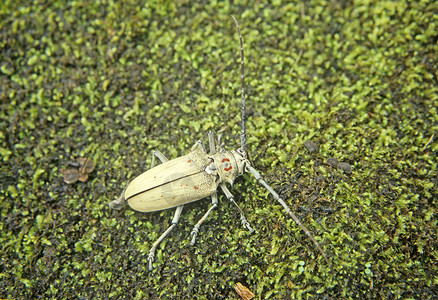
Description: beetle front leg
xmin=220 ymin=183 xmax=254 ymax=233
xmin=148 ymin=205 xmax=184 ymax=271
xmin=190 ymin=192 xmax=218 ymax=245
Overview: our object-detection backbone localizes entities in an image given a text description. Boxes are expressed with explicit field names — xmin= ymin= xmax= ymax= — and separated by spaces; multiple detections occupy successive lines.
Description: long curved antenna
xmin=247 ymin=165 xmax=332 ymax=270
xmin=230 ymin=15 xmax=246 ymax=154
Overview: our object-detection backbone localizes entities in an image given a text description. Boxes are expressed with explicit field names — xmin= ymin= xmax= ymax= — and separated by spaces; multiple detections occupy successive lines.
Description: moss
xmin=1 ymin=0 xmax=437 ymax=298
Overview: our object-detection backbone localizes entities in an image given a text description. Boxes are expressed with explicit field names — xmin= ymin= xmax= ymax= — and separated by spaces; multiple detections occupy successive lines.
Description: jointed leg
xmin=189 ymin=131 xmax=219 ymax=245
xmin=247 ymin=165 xmax=332 ymax=270
xmin=190 ymin=192 xmax=218 ymax=245
xmin=110 ymin=149 xmax=186 ymax=270
xmin=191 ymin=140 xmax=205 ymax=152
xmin=146 ymin=151 xmax=186 ymax=270
xmin=150 ymin=149 xmax=169 ymax=167
xmin=220 ymin=183 xmax=254 ymax=233
xmin=148 ymin=205 xmax=184 ymax=270
xmin=208 ymin=131 xmax=216 ymax=155
xmin=109 ymin=187 xmax=127 ymax=209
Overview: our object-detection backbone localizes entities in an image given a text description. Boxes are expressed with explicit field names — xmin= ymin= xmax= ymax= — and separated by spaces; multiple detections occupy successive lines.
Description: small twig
xmin=422 ymin=133 xmax=435 ymax=151
xmin=294 ymin=49 xmax=303 ymax=66
xmin=289 ymin=49 xmax=303 ymax=74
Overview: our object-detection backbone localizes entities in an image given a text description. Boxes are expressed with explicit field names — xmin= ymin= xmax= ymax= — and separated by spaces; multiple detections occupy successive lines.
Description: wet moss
xmin=1 ymin=0 xmax=437 ymax=299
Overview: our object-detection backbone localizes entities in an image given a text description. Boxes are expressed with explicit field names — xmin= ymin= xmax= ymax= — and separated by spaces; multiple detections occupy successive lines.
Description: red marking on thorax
xmin=222 ymin=157 xmax=232 ymax=172
xmin=194 ymin=186 xmax=199 ymax=190
xmin=187 ymin=160 xmax=192 ymax=163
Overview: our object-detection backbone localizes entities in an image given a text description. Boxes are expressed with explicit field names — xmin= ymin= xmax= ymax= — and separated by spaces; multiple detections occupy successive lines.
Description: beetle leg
xmin=208 ymin=131 xmax=216 ymax=155
xmin=220 ymin=183 xmax=254 ymax=233
xmin=190 ymin=140 xmax=205 ymax=152
xmin=216 ymin=134 xmax=225 ymax=152
xmin=190 ymin=192 xmax=218 ymax=245
xmin=188 ymin=132 xmax=218 ymax=245
xmin=147 ymin=149 xmax=178 ymax=270
xmin=148 ymin=205 xmax=184 ymax=271
xmin=109 ymin=186 xmax=127 ymax=210
xmin=151 ymin=149 xmax=169 ymax=167
xmin=246 ymin=165 xmax=332 ymax=270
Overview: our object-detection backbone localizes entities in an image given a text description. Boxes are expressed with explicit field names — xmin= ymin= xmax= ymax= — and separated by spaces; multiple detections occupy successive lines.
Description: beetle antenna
xmin=230 ymin=15 xmax=246 ymax=154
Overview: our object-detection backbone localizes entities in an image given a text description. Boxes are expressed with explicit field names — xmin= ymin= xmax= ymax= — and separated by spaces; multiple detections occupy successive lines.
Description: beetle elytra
xmin=110 ymin=15 xmax=331 ymax=271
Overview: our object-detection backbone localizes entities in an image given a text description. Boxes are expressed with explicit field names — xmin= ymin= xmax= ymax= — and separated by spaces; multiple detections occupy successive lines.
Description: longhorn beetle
xmin=110 ymin=15 xmax=331 ymax=271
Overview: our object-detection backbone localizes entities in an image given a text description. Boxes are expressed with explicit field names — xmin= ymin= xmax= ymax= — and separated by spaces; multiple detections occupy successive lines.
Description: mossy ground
xmin=1 ymin=0 xmax=437 ymax=299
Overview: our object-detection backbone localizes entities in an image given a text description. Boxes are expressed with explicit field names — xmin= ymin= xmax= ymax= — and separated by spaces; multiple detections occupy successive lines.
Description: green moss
xmin=1 ymin=0 xmax=437 ymax=298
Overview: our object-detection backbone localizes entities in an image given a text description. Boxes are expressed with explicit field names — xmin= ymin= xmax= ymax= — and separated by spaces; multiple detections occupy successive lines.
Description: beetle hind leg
xmin=147 ymin=148 xmax=180 ymax=270
xmin=109 ymin=187 xmax=127 ymax=210
xmin=148 ymin=205 xmax=184 ymax=271
xmin=220 ymin=183 xmax=254 ymax=233
xmin=190 ymin=192 xmax=218 ymax=245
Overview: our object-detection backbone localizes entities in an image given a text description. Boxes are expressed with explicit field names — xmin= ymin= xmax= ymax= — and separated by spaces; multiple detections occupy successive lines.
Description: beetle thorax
xmin=205 ymin=150 xmax=248 ymax=185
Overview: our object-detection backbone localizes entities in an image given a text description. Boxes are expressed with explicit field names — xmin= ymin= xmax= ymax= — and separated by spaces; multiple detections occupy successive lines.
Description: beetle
xmin=109 ymin=15 xmax=331 ymax=271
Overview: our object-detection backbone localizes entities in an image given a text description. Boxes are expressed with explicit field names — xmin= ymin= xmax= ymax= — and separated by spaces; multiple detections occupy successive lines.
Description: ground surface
xmin=1 ymin=0 xmax=437 ymax=299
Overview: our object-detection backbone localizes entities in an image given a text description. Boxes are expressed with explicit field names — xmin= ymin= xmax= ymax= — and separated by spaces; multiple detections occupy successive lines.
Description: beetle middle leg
xmin=190 ymin=192 xmax=218 ymax=245
xmin=220 ymin=183 xmax=254 ymax=233
xmin=150 ymin=149 xmax=169 ymax=168
xmin=190 ymin=131 xmax=219 ymax=245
